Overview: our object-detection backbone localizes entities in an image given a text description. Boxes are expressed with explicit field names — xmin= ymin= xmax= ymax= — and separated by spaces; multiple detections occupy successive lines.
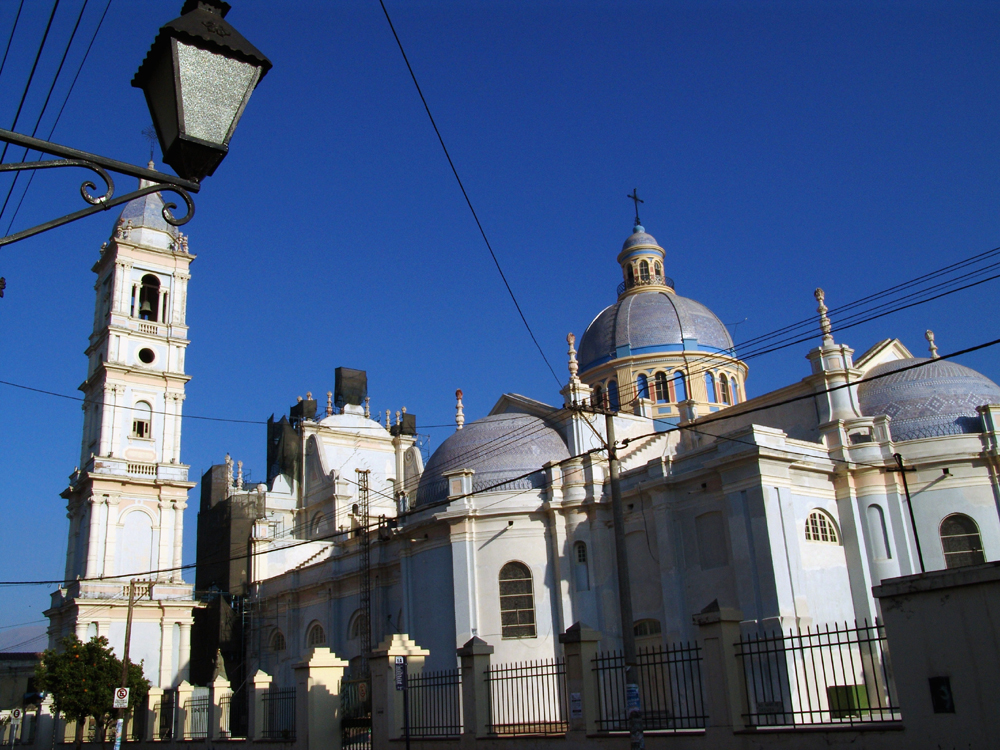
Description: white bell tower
xmin=45 ymin=177 xmax=197 ymax=688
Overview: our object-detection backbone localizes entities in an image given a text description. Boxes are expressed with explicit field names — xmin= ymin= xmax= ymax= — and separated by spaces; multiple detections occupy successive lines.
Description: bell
xmin=140 ymin=300 xmax=152 ymax=315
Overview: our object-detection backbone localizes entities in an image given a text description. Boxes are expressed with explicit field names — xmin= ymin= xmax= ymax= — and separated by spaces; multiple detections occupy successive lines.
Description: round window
xmin=138 ymin=348 xmax=155 ymax=364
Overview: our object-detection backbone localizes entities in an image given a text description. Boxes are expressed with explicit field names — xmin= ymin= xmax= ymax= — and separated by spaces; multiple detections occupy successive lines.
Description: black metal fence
xmin=157 ymin=690 xmax=175 ymax=740
xmin=340 ymin=675 xmax=372 ymax=750
xmin=486 ymin=658 xmax=568 ymax=735
xmin=407 ymin=668 xmax=462 ymax=737
xmin=129 ymin=706 xmax=147 ymax=741
xmin=261 ymin=686 xmax=296 ymax=741
xmin=220 ymin=690 xmax=248 ymax=739
xmin=593 ymin=642 xmax=706 ymax=732
xmin=736 ymin=620 xmax=900 ymax=726
xmin=184 ymin=696 xmax=209 ymax=740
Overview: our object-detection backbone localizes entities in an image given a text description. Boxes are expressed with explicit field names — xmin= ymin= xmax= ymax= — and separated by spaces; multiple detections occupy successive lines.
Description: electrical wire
xmin=377 ymin=0 xmax=561 ymax=387
xmin=0 ymin=0 xmax=26 ymax=87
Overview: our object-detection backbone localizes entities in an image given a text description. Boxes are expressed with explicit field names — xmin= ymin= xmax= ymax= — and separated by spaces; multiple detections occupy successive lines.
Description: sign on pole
xmin=10 ymin=708 xmax=22 ymax=727
xmin=113 ymin=687 xmax=130 ymax=709
xmin=394 ymin=655 xmax=406 ymax=691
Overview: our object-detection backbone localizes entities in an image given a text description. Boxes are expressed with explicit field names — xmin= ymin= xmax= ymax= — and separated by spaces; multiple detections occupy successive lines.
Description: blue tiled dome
xmin=116 ymin=190 xmax=178 ymax=237
xmin=621 ymin=228 xmax=659 ymax=252
xmin=577 ymin=291 xmax=735 ymax=372
xmin=415 ymin=414 xmax=569 ymax=506
xmin=859 ymin=358 xmax=1000 ymax=441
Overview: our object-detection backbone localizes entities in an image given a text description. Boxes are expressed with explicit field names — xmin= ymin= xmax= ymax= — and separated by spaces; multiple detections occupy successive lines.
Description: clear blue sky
xmin=0 ymin=0 xmax=997 ymax=648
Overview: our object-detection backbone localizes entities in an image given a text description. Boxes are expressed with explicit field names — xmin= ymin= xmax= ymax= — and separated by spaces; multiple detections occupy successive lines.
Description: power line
xmin=377 ymin=0 xmax=561 ymax=387
xmin=0 ymin=0 xmax=26 ymax=86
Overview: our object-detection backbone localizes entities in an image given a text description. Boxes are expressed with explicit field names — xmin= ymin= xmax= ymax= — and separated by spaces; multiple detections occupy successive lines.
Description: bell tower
xmin=45 ymin=177 xmax=197 ymax=688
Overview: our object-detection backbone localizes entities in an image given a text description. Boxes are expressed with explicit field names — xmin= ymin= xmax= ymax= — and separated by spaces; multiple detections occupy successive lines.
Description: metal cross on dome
xmin=627 ymin=188 xmax=644 ymax=227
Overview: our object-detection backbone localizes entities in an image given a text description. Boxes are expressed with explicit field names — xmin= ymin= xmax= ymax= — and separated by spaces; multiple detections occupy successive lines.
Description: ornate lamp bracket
xmin=0 ymin=128 xmax=201 ymax=247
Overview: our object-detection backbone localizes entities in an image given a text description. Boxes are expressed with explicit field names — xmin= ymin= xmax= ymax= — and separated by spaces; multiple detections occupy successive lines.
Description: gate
xmin=340 ymin=675 xmax=372 ymax=749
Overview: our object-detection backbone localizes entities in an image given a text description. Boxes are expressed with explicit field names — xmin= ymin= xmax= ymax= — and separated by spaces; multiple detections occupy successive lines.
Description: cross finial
xmin=627 ymin=188 xmax=644 ymax=229
xmin=814 ymin=288 xmax=834 ymax=345
xmin=926 ymin=329 xmax=939 ymax=359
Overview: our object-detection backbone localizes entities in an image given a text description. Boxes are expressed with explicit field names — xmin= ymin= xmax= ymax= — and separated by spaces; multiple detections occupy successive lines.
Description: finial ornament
xmin=306 ymin=391 xmax=312 ymax=401
xmin=627 ymin=188 xmax=644 ymax=229
xmin=396 ymin=410 xmax=401 ymax=426
xmin=225 ymin=453 xmax=234 ymax=494
xmin=364 ymin=396 xmax=370 ymax=418
xmin=385 ymin=409 xmax=391 ymax=431
xmin=326 ymin=391 xmax=333 ymax=416
xmin=926 ymin=329 xmax=939 ymax=359
xmin=456 ymin=389 xmax=465 ymax=431
xmin=236 ymin=460 xmax=244 ymax=491
xmin=567 ymin=332 xmax=580 ymax=382
xmin=814 ymin=288 xmax=834 ymax=345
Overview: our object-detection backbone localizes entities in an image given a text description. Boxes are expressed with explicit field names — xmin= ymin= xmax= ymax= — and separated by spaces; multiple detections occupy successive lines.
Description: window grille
xmin=499 ymin=562 xmax=536 ymax=639
xmin=307 ymin=623 xmax=326 ymax=647
xmin=805 ymin=511 xmax=839 ymax=544
xmin=271 ymin=630 xmax=286 ymax=652
xmin=633 ymin=619 xmax=662 ymax=637
xmin=940 ymin=514 xmax=985 ymax=568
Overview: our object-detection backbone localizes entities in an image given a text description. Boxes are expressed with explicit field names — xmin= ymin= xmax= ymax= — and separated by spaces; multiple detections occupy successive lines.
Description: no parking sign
xmin=113 ymin=688 xmax=130 ymax=709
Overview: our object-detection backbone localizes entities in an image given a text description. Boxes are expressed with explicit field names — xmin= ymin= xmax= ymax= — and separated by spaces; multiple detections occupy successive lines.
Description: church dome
xmin=577 ymin=291 xmax=734 ymax=373
xmin=415 ymin=413 xmax=569 ymax=506
xmin=117 ymin=190 xmax=179 ymax=237
xmin=858 ymin=358 xmax=1000 ymax=441
xmin=621 ymin=227 xmax=659 ymax=252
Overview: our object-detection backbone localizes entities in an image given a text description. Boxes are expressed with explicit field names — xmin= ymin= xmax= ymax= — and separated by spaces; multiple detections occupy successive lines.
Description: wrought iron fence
xmin=593 ymin=642 xmax=706 ymax=732
xmin=486 ymin=658 xmax=568 ymax=735
xmin=340 ymin=675 xmax=371 ymax=750
xmin=261 ymin=686 xmax=296 ymax=741
xmin=735 ymin=619 xmax=900 ymax=726
xmin=184 ymin=696 xmax=209 ymax=740
xmin=220 ymin=690 xmax=249 ymax=739
xmin=157 ymin=690 xmax=175 ymax=740
xmin=129 ymin=707 xmax=147 ymax=741
xmin=407 ymin=668 xmax=462 ymax=737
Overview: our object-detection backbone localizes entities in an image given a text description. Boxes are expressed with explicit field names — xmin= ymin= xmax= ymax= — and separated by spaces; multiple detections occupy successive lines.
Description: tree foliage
xmin=35 ymin=635 xmax=149 ymax=739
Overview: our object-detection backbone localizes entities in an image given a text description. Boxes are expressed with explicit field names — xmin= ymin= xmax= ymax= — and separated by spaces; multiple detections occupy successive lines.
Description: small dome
xmin=415 ymin=413 xmax=569 ymax=506
xmin=621 ymin=227 xmax=660 ymax=252
xmin=578 ymin=291 xmax=734 ymax=372
xmin=859 ymin=358 xmax=1000 ymax=441
xmin=117 ymin=191 xmax=179 ymax=237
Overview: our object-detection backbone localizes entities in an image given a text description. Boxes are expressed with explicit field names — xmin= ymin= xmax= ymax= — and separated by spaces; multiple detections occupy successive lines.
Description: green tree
xmin=35 ymin=635 xmax=149 ymax=748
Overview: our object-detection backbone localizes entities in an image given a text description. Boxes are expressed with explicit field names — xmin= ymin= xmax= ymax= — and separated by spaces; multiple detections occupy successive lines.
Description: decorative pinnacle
xmin=385 ymin=409 xmax=391 ymax=430
xmin=814 ymin=288 xmax=834 ymax=345
xmin=456 ymin=389 xmax=465 ymax=431
xmin=926 ymin=329 xmax=939 ymax=359
xmin=306 ymin=391 xmax=312 ymax=401
xmin=567 ymin=332 xmax=579 ymax=382
xmin=326 ymin=391 xmax=333 ymax=416
xmin=364 ymin=396 xmax=370 ymax=418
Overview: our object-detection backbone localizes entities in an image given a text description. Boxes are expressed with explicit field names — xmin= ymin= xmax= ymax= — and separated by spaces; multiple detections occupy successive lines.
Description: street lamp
xmin=0 ymin=0 xmax=270 ymax=248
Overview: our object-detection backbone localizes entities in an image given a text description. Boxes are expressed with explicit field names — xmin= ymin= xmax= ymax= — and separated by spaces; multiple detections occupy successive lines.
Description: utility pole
xmin=113 ymin=580 xmax=137 ymax=750
xmin=888 ymin=453 xmax=924 ymax=573
xmin=603 ymin=409 xmax=644 ymax=750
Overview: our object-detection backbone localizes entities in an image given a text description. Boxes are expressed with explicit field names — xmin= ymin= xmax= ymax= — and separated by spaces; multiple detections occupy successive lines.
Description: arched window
xmin=705 ymin=372 xmax=717 ymax=403
xmin=673 ymin=371 xmax=687 ymax=402
xmin=639 ymin=260 xmax=650 ymax=282
xmin=805 ymin=510 xmax=840 ymax=544
xmin=719 ymin=373 xmax=731 ymax=404
xmin=574 ymin=542 xmax=590 ymax=591
xmin=271 ymin=630 xmax=286 ymax=652
xmin=940 ymin=514 xmax=985 ymax=568
xmin=349 ymin=610 xmax=368 ymax=640
xmin=730 ymin=377 xmax=740 ymax=404
xmin=132 ymin=401 xmax=152 ymax=439
xmin=138 ymin=274 xmax=160 ymax=322
xmin=633 ymin=619 xmax=662 ymax=637
xmin=607 ymin=380 xmax=620 ymax=411
xmin=653 ymin=372 xmax=668 ymax=403
xmin=626 ymin=265 xmax=635 ymax=287
xmin=636 ymin=374 xmax=649 ymax=400
xmin=310 ymin=512 xmax=326 ymax=539
xmin=593 ymin=384 xmax=604 ymax=410
xmin=653 ymin=261 xmax=662 ymax=279
xmin=499 ymin=562 xmax=536 ymax=639
xmin=306 ymin=622 xmax=326 ymax=647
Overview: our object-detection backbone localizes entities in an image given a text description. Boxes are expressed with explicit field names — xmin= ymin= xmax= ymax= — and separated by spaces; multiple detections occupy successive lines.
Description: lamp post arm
xmin=0 ymin=128 xmax=200 ymax=247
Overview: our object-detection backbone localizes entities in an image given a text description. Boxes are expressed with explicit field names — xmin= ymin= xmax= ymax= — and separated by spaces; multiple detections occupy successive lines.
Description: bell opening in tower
xmin=139 ymin=274 xmax=160 ymax=321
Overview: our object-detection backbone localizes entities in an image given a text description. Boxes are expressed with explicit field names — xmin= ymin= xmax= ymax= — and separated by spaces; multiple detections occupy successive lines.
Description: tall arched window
xmin=271 ymin=630 xmax=286 ymax=652
xmin=349 ymin=610 xmax=368 ymax=641
xmin=626 ymin=265 xmax=635 ymax=287
xmin=636 ymin=374 xmax=649 ymax=400
xmin=730 ymin=377 xmax=740 ymax=404
xmin=639 ymin=260 xmax=650 ymax=282
xmin=574 ymin=542 xmax=589 ymax=591
xmin=805 ymin=510 xmax=840 ymax=544
xmin=674 ymin=371 xmax=687 ymax=402
xmin=593 ymin=384 xmax=604 ymax=410
xmin=138 ymin=274 xmax=160 ymax=322
xmin=499 ymin=562 xmax=536 ymax=639
xmin=719 ymin=373 xmax=731 ymax=404
xmin=132 ymin=401 xmax=152 ymax=439
xmin=306 ymin=622 xmax=326 ymax=647
xmin=940 ymin=514 xmax=985 ymax=568
xmin=310 ymin=512 xmax=326 ymax=539
xmin=705 ymin=372 xmax=717 ymax=403
xmin=607 ymin=380 xmax=620 ymax=411
xmin=653 ymin=261 xmax=662 ymax=279
xmin=653 ymin=372 xmax=668 ymax=403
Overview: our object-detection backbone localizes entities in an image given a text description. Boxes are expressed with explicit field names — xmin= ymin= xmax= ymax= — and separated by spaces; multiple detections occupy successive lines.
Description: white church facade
xmin=233 ymin=223 xmax=1000 ymax=684
xmin=45 ymin=181 xmax=198 ymax=689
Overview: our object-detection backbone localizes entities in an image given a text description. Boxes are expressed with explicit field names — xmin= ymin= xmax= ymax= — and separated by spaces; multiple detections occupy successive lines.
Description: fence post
xmin=250 ymin=669 xmax=273 ymax=740
xmin=208 ymin=658 xmax=231 ymax=740
xmin=293 ymin=647 xmax=350 ymax=750
xmin=559 ymin=622 xmax=602 ymax=736
xmin=175 ymin=680 xmax=193 ymax=741
xmin=456 ymin=636 xmax=494 ymax=742
xmin=146 ymin=688 xmax=163 ymax=741
xmin=371 ymin=634 xmax=430 ymax=746
xmin=693 ymin=603 xmax=748 ymax=735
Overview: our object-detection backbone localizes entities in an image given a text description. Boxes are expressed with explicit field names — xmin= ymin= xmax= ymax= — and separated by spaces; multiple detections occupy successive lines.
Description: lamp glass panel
xmin=176 ymin=41 xmax=260 ymax=146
